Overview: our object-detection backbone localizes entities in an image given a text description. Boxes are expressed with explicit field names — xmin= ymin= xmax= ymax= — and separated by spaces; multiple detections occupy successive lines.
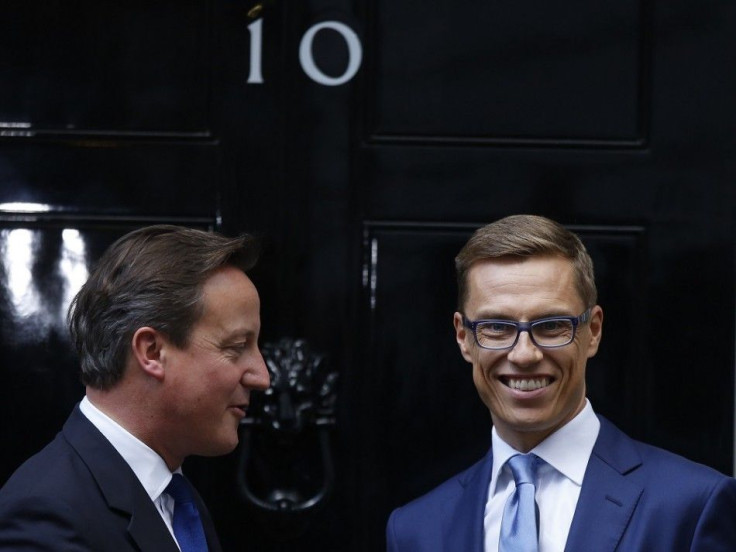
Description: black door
xmin=1 ymin=1 xmax=733 ymax=551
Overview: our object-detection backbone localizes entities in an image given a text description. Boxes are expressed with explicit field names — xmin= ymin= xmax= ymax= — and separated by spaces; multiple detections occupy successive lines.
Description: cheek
xmin=555 ymin=344 xmax=586 ymax=373
xmin=557 ymin=352 xmax=588 ymax=396
xmin=471 ymin=363 xmax=485 ymax=389
xmin=472 ymin=360 xmax=498 ymax=407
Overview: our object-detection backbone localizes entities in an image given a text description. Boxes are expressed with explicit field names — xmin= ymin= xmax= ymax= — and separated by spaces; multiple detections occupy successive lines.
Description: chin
xmin=220 ymin=435 xmax=240 ymax=454
xmin=502 ymin=410 xmax=553 ymax=431
xmin=203 ymin=433 xmax=240 ymax=457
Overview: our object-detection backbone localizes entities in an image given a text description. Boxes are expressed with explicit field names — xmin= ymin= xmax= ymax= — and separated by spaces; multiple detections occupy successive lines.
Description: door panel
xmin=1 ymin=0 xmax=211 ymax=137
xmin=367 ymin=0 xmax=645 ymax=144
xmin=0 ymin=144 xmax=219 ymax=216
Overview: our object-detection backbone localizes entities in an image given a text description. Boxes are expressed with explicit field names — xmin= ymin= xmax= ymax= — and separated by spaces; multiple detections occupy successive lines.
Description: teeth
xmin=506 ymin=378 xmax=550 ymax=391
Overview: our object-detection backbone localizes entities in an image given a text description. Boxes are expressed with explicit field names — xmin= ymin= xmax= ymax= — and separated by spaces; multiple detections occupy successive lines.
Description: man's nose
xmin=506 ymin=331 xmax=543 ymax=365
xmin=242 ymin=351 xmax=271 ymax=390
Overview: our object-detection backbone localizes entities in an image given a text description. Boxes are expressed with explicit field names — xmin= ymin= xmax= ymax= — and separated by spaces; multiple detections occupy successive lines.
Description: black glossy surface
xmin=368 ymin=0 xmax=643 ymax=142
xmin=0 ymin=144 xmax=219 ymax=216
xmin=1 ymin=1 xmax=733 ymax=551
xmin=0 ymin=224 xmax=140 ymax=484
xmin=0 ymin=0 xmax=210 ymax=136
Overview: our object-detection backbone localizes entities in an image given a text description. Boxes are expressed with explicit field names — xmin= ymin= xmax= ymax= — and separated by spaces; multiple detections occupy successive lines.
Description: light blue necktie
xmin=499 ymin=454 xmax=540 ymax=552
xmin=165 ymin=474 xmax=209 ymax=552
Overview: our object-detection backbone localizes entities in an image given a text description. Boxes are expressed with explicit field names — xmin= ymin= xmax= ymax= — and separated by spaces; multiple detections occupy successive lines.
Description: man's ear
xmin=131 ymin=327 xmax=166 ymax=381
xmin=453 ymin=312 xmax=474 ymax=363
xmin=586 ymin=305 xmax=604 ymax=359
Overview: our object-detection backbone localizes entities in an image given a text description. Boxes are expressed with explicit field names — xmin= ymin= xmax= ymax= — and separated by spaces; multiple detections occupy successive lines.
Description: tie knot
xmin=507 ymin=454 xmax=538 ymax=486
xmin=166 ymin=474 xmax=195 ymax=505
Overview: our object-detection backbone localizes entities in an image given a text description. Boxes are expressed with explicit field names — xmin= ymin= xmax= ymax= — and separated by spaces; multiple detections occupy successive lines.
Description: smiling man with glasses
xmin=387 ymin=214 xmax=736 ymax=552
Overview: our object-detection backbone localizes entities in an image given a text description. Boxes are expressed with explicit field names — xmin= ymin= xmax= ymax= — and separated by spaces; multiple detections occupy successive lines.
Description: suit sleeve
xmin=691 ymin=476 xmax=736 ymax=551
xmin=386 ymin=508 xmax=400 ymax=552
xmin=0 ymin=495 xmax=94 ymax=551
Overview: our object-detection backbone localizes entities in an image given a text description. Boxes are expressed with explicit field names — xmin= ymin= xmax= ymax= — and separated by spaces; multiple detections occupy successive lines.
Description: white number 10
xmin=247 ymin=19 xmax=363 ymax=86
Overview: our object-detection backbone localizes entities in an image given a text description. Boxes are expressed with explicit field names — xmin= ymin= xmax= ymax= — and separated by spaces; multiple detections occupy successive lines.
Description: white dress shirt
xmin=483 ymin=399 xmax=600 ymax=552
xmin=79 ymin=396 xmax=181 ymax=550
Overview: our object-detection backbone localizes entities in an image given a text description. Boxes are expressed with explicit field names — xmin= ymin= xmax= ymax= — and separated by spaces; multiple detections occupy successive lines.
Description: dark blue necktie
xmin=499 ymin=454 xmax=540 ymax=552
xmin=165 ymin=474 xmax=209 ymax=552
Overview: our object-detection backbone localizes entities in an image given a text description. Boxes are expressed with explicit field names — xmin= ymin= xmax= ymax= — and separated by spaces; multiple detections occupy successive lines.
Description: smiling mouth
xmin=500 ymin=377 xmax=552 ymax=391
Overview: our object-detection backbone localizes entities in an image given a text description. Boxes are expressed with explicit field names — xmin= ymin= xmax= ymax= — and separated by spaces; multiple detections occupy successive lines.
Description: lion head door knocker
xmin=237 ymin=338 xmax=338 ymax=538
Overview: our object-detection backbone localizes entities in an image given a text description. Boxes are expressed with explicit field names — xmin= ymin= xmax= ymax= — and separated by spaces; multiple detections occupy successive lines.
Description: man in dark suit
xmin=387 ymin=215 xmax=736 ymax=551
xmin=0 ymin=225 xmax=271 ymax=551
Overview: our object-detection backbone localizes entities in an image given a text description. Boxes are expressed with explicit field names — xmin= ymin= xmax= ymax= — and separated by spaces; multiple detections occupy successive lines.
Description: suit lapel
xmin=63 ymin=406 xmax=180 ymax=552
xmin=127 ymin=505 xmax=181 ymax=552
xmin=445 ymin=449 xmax=494 ymax=552
xmin=564 ymin=416 xmax=644 ymax=552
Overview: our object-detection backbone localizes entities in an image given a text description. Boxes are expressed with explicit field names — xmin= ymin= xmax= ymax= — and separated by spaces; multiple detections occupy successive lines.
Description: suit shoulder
xmin=0 ymin=431 xmax=93 ymax=508
xmin=389 ymin=454 xmax=487 ymax=521
xmin=596 ymin=417 xmax=733 ymax=501
xmin=633 ymin=439 xmax=730 ymax=484
xmin=0 ymin=433 xmax=103 ymax=548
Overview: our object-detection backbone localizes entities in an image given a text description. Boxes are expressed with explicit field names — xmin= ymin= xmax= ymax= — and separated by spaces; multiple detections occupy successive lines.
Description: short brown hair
xmin=68 ymin=225 xmax=259 ymax=390
xmin=455 ymin=214 xmax=596 ymax=311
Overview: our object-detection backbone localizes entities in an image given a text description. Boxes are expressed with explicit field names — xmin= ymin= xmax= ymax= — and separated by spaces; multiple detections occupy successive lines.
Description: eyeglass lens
xmin=475 ymin=319 xmax=575 ymax=349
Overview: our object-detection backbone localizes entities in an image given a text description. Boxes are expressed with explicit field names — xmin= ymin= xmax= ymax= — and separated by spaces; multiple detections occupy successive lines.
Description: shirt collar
xmin=532 ymin=399 xmax=600 ymax=485
xmin=489 ymin=432 xmax=519 ymax=496
xmin=490 ymin=399 xmax=600 ymax=495
xmin=79 ymin=396 xmax=176 ymax=501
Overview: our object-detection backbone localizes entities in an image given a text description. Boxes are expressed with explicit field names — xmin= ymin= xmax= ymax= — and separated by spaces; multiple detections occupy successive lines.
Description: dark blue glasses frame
xmin=462 ymin=308 xmax=592 ymax=350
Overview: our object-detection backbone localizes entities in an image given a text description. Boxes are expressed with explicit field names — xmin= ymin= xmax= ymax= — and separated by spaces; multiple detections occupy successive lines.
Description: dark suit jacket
xmin=387 ymin=416 xmax=736 ymax=551
xmin=0 ymin=405 xmax=223 ymax=551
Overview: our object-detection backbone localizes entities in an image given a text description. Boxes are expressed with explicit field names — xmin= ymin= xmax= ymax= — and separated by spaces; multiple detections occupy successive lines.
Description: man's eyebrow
xmin=472 ymin=310 xmax=515 ymax=320
xmin=534 ymin=312 xmax=578 ymax=319
xmin=472 ymin=310 xmax=575 ymax=321
xmin=220 ymin=328 xmax=258 ymax=342
xmin=471 ymin=315 xmax=515 ymax=323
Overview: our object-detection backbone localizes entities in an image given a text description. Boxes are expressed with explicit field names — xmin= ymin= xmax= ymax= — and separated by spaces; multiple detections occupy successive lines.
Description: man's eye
xmin=225 ymin=343 xmax=247 ymax=355
xmin=479 ymin=322 xmax=514 ymax=335
xmin=534 ymin=320 xmax=571 ymax=335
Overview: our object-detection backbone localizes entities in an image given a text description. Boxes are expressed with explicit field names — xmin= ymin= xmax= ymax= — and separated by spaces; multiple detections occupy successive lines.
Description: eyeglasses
xmin=462 ymin=309 xmax=592 ymax=350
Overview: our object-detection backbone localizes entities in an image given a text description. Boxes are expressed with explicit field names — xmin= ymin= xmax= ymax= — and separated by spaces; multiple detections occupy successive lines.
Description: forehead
xmin=195 ymin=266 xmax=261 ymax=335
xmin=465 ymin=255 xmax=584 ymax=316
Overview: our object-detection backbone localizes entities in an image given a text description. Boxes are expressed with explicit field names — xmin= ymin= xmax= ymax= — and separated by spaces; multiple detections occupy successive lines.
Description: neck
xmin=85 ymin=386 xmax=182 ymax=471
xmin=493 ymin=399 xmax=588 ymax=453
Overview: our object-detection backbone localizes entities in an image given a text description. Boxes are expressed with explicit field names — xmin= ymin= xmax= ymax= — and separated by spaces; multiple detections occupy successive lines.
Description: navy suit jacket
xmin=0 ymin=405 xmax=223 ymax=551
xmin=387 ymin=416 xmax=736 ymax=551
